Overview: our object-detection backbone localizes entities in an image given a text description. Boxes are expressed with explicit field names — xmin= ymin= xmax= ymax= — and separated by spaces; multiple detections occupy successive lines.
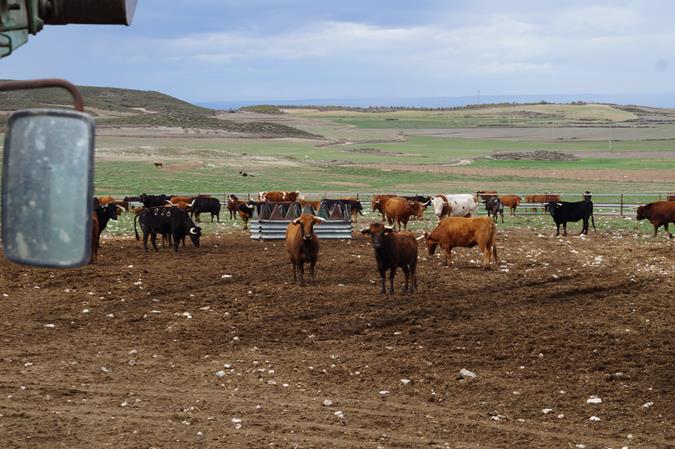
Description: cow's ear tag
xmin=2 ymin=109 xmax=95 ymax=268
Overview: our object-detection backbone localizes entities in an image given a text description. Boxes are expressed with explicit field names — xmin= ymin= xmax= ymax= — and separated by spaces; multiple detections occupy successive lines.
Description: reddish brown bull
xmin=637 ymin=201 xmax=675 ymax=238
xmin=499 ymin=194 xmax=521 ymax=216
xmin=383 ymin=197 xmax=425 ymax=230
xmin=371 ymin=194 xmax=396 ymax=220
xmin=285 ymin=214 xmax=326 ymax=286
xmin=361 ymin=223 xmax=418 ymax=295
xmin=422 ymin=217 xmax=498 ymax=269
xmin=227 ymin=194 xmax=246 ymax=219
xmin=526 ymin=193 xmax=560 ymax=213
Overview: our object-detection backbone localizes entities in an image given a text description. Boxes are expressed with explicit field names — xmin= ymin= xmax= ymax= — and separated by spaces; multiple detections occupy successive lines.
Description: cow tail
xmin=134 ymin=213 xmax=140 ymax=240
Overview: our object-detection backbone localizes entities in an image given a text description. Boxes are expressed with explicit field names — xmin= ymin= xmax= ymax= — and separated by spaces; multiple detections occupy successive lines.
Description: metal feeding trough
xmin=248 ymin=200 xmax=353 ymax=240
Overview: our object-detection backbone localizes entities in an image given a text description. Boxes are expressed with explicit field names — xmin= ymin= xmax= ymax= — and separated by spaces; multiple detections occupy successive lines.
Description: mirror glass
xmin=2 ymin=110 xmax=94 ymax=267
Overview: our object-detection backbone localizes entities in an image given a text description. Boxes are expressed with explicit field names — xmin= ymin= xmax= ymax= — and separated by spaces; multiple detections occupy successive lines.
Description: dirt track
xmin=0 ymin=229 xmax=672 ymax=448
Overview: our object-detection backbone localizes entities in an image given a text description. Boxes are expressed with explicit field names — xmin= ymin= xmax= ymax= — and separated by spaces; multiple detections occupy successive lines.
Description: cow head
xmin=104 ymin=203 xmax=119 ymax=221
xmin=421 ymin=232 xmax=439 ymax=255
xmin=636 ymin=205 xmax=646 ymax=221
xmin=189 ymin=226 xmax=202 ymax=247
xmin=292 ymin=214 xmax=325 ymax=241
xmin=408 ymin=201 xmax=425 ymax=219
xmin=547 ymin=201 xmax=562 ymax=216
xmin=360 ymin=222 xmax=394 ymax=249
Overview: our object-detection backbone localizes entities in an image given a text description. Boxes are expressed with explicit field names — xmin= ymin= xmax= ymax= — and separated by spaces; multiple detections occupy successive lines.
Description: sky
xmin=1 ymin=0 xmax=674 ymax=104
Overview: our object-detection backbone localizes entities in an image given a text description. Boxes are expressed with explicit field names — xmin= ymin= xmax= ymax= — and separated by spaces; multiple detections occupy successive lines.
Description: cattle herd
xmin=90 ymin=190 xmax=675 ymax=293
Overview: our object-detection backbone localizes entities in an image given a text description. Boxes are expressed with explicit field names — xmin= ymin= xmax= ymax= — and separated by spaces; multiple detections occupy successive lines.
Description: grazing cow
xmin=422 ymin=217 xmax=498 ymax=269
xmin=371 ymin=194 xmax=396 ymax=220
xmin=236 ymin=202 xmax=255 ymax=229
xmin=285 ymin=214 xmax=326 ymax=286
xmin=383 ymin=197 xmax=426 ymax=230
xmin=476 ymin=190 xmax=498 ymax=202
xmin=485 ymin=197 xmax=504 ymax=223
xmin=190 ymin=197 xmax=221 ymax=222
xmin=636 ymin=201 xmax=675 ymax=238
xmin=499 ymin=194 xmax=521 ymax=216
xmin=98 ymin=195 xmax=116 ymax=205
xmin=154 ymin=162 xmax=163 ymax=168
xmin=170 ymin=195 xmax=194 ymax=205
xmin=361 ymin=223 xmax=418 ymax=294
xmin=338 ymin=197 xmax=365 ymax=222
xmin=547 ymin=199 xmax=595 ymax=236
xmin=319 ymin=199 xmax=364 ymax=222
xmin=431 ymin=194 xmax=478 ymax=220
xmin=259 ymin=191 xmax=301 ymax=202
xmin=300 ymin=199 xmax=322 ymax=211
xmin=526 ymin=193 xmax=560 ymax=213
xmin=139 ymin=193 xmax=171 ymax=208
xmin=134 ymin=207 xmax=201 ymax=252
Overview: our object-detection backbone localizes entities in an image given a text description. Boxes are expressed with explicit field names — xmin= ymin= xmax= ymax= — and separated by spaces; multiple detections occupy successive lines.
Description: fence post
xmin=620 ymin=193 xmax=624 ymax=217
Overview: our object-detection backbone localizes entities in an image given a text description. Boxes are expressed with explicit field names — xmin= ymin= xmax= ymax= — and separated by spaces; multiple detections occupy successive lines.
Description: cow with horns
xmin=285 ymin=214 xmax=326 ymax=286
xmin=636 ymin=201 xmax=675 ymax=238
xmin=361 ymin=223 xmax=418 ymax=295
xmin=134 ymin=206 xmax=201 ymax=252
xmin=547 ymin=192 xmax=595 ymax=236
xmin=430 ymin=194 xmax=478 ymax=220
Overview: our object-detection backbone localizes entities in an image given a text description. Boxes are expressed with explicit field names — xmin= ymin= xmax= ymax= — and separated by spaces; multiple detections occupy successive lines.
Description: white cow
xmin=431 ymin=194 xmax=478 ymax=219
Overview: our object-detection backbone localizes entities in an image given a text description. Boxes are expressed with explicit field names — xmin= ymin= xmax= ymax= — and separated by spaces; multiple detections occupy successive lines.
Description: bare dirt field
xmin=0 ymin=230 xmax=672 ymax=449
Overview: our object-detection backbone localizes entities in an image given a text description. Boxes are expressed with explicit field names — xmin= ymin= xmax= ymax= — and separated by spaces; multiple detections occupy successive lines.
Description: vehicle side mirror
xmin=2 ymin=109 xmax=95 ymax=267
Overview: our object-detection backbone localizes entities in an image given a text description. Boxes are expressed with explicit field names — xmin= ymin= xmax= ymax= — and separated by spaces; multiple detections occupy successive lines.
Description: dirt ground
xmin=0 ymin=228 xmax=672 ymax=449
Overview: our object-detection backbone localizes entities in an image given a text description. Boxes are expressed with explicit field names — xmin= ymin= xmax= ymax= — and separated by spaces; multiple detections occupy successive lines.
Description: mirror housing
xmin=2 ymin=109 xmax=95 ymax=267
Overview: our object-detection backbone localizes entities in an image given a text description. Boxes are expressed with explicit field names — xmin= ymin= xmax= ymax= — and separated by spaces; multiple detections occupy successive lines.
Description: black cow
xmin=236 ymin=202 xmax=255 ymax=229
xmin=403 ymin=195 xmax=432 ymax=209
xmin=139 ymin=193 xmax=171 ymax=208
xmin=134 ymin=207 xmax=201 ymax=252
xmin=485 ymin=197 xmax=504 ymax=223
xmin=547 ymin=198 xmax=596 ymax=236
xmin=191 ymin=197 xmax=221 ymax=222
xmin=318 ymin=199 xmax=364 ymax=219
xmin=93 ymin=203 xmax=120 ymax=249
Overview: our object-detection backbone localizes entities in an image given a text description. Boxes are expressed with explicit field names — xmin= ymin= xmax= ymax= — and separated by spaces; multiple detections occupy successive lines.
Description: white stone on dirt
xmin=542 ymin=408 xmax=554 ymax=414
xmin=586 ymin=395 xmax=602 ymax=404
xmin=401 ymin=379 xmax=411 ymax=385
xmin=334 ymin=410 xmax=345 ymax=419
xmin=44 ymin=324 xmax=55 ymax=328
xmin=323 ymin=399 xmax=333 ymax=407
xmin=459 ymin=368 xmax=477 ymax=379
xmin=215 ymin=370 xmax=226 ymax=377
xmin=379 ymin=390 xmax=389 ymax=396
xmin=221 ymin=274 xmax=232 ymax=279
xmin=589 ymin=416 xmax=601 ymax=422
xmin=223 ymin=363 xmax=232 ymax=369
xmin=642 ymin=401 xmax=654 ymax=409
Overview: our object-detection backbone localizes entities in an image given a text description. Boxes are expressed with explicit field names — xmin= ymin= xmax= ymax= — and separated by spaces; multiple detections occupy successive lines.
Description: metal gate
xmin=248 ymin=201 xmax=353 ymax=240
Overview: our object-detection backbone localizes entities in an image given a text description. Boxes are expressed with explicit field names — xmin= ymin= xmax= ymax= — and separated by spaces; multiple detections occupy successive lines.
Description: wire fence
xmin=103 ymin=191 xmax=674 ymax=217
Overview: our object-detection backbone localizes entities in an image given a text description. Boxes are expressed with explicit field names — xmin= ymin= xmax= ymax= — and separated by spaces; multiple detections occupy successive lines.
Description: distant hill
xmin=0 ymin=82 xmax=316 ymax=138
xmin=199 ymin=92 xmax=675 ymax=110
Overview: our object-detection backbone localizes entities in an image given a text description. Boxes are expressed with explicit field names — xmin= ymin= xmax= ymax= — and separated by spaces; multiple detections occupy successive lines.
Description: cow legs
xmin=482 ymin=246 xmax=491 ymax=270
xmin=563 ymin=222 xmax=568 ymax=236
xmin=297 ymin=262 xmax=305 ymax=287
xmin=401 ymin=266 xmax=410 ymax=293
xmin=500 ymin=211 xmax=504 ymax=223
xmin=150 ymin=233 xmax=159 ymax=251
xmin=410 ymin=263 xmax=417 ymax=293
xmin=378 ymin=269 xmax=387 ymax=294
xmin=291 ymin=261 xmax=297 ymax=283
xmin=555 ymin=223 xmax=560 ymax=236
xmin=142 ymin=231 xmax=150 ymax=252
xmin=388 ymin=268 xmax=396 ymax=295
xmin=309 ymin=259 xmax=317 ymax=283
xmin=581 ymin=218 xmax=589 ymax=235
xmin=444 ymin=249 xmax=452 ymax=266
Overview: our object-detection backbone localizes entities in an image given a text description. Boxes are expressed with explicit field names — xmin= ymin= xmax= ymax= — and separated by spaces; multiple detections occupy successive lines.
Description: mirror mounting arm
xmin=0 ymin=78 xmax=84 ymax=112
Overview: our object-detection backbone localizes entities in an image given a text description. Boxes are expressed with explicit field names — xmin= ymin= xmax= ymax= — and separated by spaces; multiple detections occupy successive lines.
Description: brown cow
xmin=499 ymin=194 xmax=521 ymax=216
xmin=300 ymin=199 xmax=321 ymax=210
xmin=371 ymin=194 xmax=396 ymax=220
xmin=667 ymin=194 xmax=674 ymax=201
xmin=98 ymin=195 xmax=115 ymax=205
xmin=170 ymin=196 xmax=194 ymax=204
xmin=227 ymin=194 xmax=247 ymax=219
xmin=237 ymin=203 xmax=254 ymax=229
xmin=383 ymin=197 xmax=425 ymax=230
xmin=422 ymin=217 xmax=498 ymax=270
xmin=637 ymin=201 xmax=675 ymax=238
xmin=259 ymin=191 xmax=301 ymax=202
xmin=477 ymin=190 xmax=498 ymax=202
xmin=361 ymin=223 xmax=418 ymax=294
xmin=285 ymin=214 xmax=326 ymax=286
xmin=526 ymin=193 xmax=560 ymax=213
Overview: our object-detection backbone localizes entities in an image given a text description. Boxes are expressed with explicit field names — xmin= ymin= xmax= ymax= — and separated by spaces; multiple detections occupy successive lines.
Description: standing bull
xmin=135 ymin=207 xmax=201 ymax=252
xmin=431 ymin=194 xmax=478 ymax=220
xmin=285 ymin=214 xmax=326 ymax=286
xmin=383 ymin=197 xmax=426 ymax=230
xmin=421 ymin=217 xmax=498 ymax=269
xmin=485 ymin=197 xmax=504 ymax=223
xmin=499 ymin=194 xmax=521 ymax=216
xmin=190 ymin=197 xmax=221 ymax=222
xmin=547 ymin=196 xmax=595 ymax=236
xmin=636 ymin=201 xmax=675 ymax=238
xmin=361 ymin=223 xmax=418 ymax=295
